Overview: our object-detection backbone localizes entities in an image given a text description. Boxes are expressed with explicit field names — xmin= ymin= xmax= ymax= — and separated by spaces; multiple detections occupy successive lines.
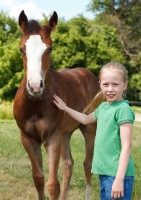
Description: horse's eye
xmin=47 ymin=47 xmax=52 ymax=54
xmin=19 ymin=47 xmax=24 ymax=55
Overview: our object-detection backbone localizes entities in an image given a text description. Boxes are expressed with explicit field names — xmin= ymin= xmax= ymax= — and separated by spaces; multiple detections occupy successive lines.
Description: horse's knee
xmin=46 ymin=180 xmax=60 ymax=200
xmin=61 ymin=158 xmax=74 ymax=179
xmin=33 ymin=172 xmax=45 ymax=191
xmin=66 ymin=158 xmax=74 ymax=170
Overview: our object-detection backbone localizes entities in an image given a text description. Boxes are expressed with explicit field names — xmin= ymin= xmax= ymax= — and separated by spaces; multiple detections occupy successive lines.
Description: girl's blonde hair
xmin=83 ymin=62 xmax=128 ymax=114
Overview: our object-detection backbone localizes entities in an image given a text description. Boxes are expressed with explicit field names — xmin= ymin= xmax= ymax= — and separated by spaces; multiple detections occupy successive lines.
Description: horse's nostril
xmin=40 ymin=80 xmax=43 ymax=88
xmin=29 ymin=87 xmax=33 ymax=92
xmin=28 ymin=81 xmax=33 ymax=92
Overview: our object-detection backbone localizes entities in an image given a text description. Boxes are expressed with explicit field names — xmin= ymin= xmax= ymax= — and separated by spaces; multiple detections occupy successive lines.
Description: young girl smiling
xmin=53 ymin=62 xmax=135 ymax=200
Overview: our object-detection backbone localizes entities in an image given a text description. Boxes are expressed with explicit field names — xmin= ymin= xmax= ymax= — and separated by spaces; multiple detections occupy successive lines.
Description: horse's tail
xmin=83 ymin=90 xmax=106 ymax=114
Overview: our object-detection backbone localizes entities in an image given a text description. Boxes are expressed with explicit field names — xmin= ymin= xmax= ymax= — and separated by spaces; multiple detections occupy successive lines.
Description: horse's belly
xmin=61 ymin=115 xmax=80 ymax=135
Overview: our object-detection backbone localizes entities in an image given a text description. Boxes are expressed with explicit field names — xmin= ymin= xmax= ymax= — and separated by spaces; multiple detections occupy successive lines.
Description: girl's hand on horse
xmin=53 ymin=94 xmax=66 ymax=110
xmin=53 ymin=94 xmax=97 ymax=125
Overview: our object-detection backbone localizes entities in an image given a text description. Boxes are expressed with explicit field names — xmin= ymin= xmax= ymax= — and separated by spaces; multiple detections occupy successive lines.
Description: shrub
xmin=0 ymin=101 xmax=14 ymax=119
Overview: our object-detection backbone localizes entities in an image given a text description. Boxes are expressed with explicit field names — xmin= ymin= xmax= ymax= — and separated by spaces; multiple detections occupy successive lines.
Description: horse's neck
xmin=47 ymin=68 xmax=59 ymax=82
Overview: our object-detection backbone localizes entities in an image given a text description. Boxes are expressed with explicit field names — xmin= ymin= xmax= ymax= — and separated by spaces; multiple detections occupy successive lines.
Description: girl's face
xmin=100 ymin=69 xmax=127 ymax=104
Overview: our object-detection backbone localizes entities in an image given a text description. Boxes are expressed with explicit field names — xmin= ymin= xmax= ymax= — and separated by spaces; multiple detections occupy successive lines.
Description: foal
xmin=13 ymin=10 xmax=99 ymax=200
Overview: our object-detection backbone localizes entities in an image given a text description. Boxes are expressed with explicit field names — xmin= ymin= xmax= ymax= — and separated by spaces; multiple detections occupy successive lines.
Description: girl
xmin=53 ymin=62 xmax=135 ymax=200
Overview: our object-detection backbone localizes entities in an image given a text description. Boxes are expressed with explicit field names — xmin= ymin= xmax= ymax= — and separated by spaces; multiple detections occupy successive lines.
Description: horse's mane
xmin=24 ymin=20 xmax=41 ymax=34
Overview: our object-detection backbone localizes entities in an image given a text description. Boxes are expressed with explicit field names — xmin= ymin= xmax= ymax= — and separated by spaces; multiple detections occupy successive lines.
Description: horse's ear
xmin=46 ymin=11 xmax=58 ymax=32
xmin=18 ymin=10 xmax=28 ymax=33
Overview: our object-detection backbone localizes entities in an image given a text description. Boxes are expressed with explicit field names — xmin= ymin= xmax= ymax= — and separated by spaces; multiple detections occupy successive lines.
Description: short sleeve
xmin=94 ymin=107 xmax=99 ymax=119
xmin=93 ymin=102 xmax=104 ymax=119
xmin=115 ymin=104 xmax=135 ymax=125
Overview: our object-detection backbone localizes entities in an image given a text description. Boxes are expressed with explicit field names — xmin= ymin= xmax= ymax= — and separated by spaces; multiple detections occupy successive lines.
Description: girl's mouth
xmin=107 ymin=94 xmax=115 ymax=99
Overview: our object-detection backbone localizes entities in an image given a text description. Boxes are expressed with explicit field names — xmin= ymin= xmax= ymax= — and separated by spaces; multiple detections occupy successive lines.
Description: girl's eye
xmin=19 ymin=47 xmax=24 ymax=55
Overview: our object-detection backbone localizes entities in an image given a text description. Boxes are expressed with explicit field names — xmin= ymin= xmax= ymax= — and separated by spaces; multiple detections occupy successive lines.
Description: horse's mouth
xmin=28 ymin=90 xmax=43 ymax=97
xmin=30 ymin=91 xmax=42 ymax=97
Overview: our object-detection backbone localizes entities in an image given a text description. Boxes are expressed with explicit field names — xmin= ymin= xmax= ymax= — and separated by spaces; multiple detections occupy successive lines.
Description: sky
xmin=0 ymin=0 xmax=94 ymax=21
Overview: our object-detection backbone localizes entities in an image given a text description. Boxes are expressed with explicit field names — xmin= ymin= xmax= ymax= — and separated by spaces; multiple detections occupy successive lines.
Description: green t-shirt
xmin=91 ymin=100 xmax=135 ymax=176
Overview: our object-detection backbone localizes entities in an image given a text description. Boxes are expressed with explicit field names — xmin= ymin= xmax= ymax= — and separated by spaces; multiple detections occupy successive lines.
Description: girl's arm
xmin=53 ymin=94 xmax=96 ymax=125
xmin=111 ymin=122 xmax=133 ymax=199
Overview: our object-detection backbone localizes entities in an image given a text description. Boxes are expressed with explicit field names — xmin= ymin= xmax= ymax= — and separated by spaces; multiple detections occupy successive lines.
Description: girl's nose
xmin=107 ymin=85 xmax=113 ymax=91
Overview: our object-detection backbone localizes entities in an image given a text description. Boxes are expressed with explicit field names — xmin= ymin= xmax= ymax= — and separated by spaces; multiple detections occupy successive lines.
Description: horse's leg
xmin=43 ymin=130 xmax=61 ymax=200
xmin=20 ymin=131 xmax=45 ymax=200
xmin=60 ymin=133 xmax=74 ymax=200
xmin=79 ymin=124 xmax=96 ymax=200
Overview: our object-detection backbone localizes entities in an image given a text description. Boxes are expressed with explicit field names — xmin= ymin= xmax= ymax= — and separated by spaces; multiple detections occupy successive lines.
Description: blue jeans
xmin=99 ymin=175 xmax=134 ymax=200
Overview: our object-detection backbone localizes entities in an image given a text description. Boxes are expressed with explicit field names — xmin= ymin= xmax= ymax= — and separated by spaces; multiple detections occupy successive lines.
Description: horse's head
xmin=18 ymin=10 xmax=58 ymax=97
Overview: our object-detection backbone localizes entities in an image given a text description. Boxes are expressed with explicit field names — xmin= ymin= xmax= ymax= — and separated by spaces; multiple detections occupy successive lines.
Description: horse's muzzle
xmin=27 ymin=80 xmax=44 ymax=96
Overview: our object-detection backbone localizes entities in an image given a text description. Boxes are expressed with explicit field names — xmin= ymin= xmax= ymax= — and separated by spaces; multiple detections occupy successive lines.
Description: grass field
xmin=0 ymin=120 xmax=141 ymax=200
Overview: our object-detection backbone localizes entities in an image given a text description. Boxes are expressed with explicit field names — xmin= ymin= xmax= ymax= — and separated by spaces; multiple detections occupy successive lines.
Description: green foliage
xmin=0 ymin=11 xmax=20 ymax=44
xmin=51 ymin=17 xmax=89 ymax=70
xmin=85 ymin=24 xmax=125 ymax=75
xmin=51 ymin=17 xmax=124 ymax=78
xmin=0 ymin=38 xmax=24 ymax=100
xmin=129 ymin=72 xmax=141 ymax=101
xmin=87 ymin=0 xmax=141 ymax=100
xmin=0 ymin=101 xmax=14 ymax=119
xmin=0 ymin=12 xmax=23 ymax=100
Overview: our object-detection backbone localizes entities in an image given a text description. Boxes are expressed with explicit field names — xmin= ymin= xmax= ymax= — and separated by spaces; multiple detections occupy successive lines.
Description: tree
xmin=0 ymin=12 xmax=23 ymax=100
xmin=51 ymin=15 xmax=125 ymax=77
xmin=87 ymin=0 xmax=141 ymax=100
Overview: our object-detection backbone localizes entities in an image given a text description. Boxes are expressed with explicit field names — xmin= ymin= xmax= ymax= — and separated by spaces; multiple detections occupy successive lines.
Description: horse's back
xmin=57 ymin=67 xmax=99 ymax=105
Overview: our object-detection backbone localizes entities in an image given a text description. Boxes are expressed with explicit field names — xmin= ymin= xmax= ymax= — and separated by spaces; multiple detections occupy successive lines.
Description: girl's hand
xmin=111 ymin=178 xmax=124 ymax=199
xmin=53 ymin=94 xmax=66 ymax=110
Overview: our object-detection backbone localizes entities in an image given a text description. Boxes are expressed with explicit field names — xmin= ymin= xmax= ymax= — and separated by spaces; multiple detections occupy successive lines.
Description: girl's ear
xmin=124 ymin=81 xmax=128 ymax=90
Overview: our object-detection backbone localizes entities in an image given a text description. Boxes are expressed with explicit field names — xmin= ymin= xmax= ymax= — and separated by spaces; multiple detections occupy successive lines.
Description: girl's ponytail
xmin=83 ymin=90 xmax=106 ymax=114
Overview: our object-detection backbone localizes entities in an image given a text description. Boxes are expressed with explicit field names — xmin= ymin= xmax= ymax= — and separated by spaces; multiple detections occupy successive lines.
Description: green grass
xmin=0 ymin=120 xmax=141 ymax=199
xmin=131 ymin=106 xmax=141 ymax=114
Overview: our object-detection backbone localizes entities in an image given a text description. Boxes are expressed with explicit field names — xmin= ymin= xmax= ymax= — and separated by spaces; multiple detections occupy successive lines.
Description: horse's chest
xmin=19 ymin=115 xmax=56 ymax=139
xmin=25 ymin=118 xmax=47 ymax=134
xmin=14 ymin=98 xmax=58 ymax=136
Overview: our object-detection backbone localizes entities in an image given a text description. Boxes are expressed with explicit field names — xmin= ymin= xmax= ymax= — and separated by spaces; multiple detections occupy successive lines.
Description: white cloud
xmin=10 ymin=2 xmax=46 ymax=20
xmin=0 ymin=0 xmax=16 ymax=6
xmin=0 ymin=0 xmax=47 ymax=20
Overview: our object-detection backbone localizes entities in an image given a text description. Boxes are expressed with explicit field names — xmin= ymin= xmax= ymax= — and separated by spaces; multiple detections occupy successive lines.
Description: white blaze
xmin=25 ymin=35 xmax=47 ymax=83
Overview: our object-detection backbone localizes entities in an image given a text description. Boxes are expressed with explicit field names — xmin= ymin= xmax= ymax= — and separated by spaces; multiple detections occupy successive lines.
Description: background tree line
xmin=0 ymin=0 xmax=141 ymax=101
